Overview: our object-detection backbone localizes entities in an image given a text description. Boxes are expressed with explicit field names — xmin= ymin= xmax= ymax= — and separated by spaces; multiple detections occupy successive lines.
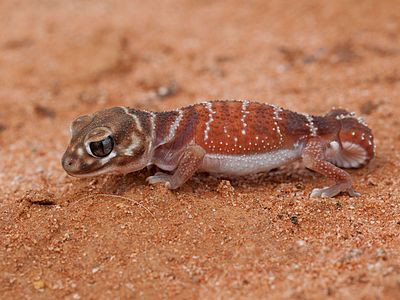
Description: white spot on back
xmin=272 ymin=104 xmax=284 ymax=144
xmin=165 ymin=109 xmax=184 ymax=143
xmin=303 ymin=113 xmax=317 ymax=136
xmin=150 ymin=112 xmax=156 ymax=139
xmin=240 ymin=100 xmax=250 ymax=135
xmin=203 ymin=102 xmax=215 ymax=141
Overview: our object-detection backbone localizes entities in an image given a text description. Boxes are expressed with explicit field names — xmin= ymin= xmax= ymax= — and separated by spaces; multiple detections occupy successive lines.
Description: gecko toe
xmin=321 ymin=192 xmax=330 ymax=198
xmin=310 ymin=187 xmax=329 ymax=198
xmin=146 ymin=173 xmax=170 ymax=184
xmin=146 ymin=173 xmax=177 ymax=189
xmin=347 ymin=188 xmax=361 ymax=197
xmin=310 ymin=184 xmax=360 ymax=198
xmin=310 ymin=188 xmax=322 ymax=198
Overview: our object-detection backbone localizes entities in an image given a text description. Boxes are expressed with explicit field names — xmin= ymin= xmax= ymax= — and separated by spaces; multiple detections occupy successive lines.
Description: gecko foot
xmin=146 ymin=172 xmax=175 ymax=189
xmin=310 ymin=184 xmax=360 ymax=198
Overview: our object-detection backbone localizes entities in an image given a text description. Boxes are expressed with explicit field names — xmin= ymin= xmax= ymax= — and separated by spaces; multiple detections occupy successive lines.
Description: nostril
xmin=62 ymin=156 xmax=74 ymax=170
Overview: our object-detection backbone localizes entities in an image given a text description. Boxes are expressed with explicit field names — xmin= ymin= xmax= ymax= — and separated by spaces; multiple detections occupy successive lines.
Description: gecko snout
xmin=61 ymin=154 xmax=75 ymax=173
xmin=61 ymin=152 xmax=86 ymax=175
xmin=62 ymin=149 xmax=105 ymax=177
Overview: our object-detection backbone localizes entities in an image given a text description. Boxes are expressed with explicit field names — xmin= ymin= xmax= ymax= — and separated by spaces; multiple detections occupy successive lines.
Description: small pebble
xmin=290 ymin=216 xmax=299 ymax=225
xmin=33 ymin=280 xmax=45 ymax=290
xmin=72 ymin=293 xmax=81 ymax=300
xmin=296 ymin=240 xmax=306 ymax=247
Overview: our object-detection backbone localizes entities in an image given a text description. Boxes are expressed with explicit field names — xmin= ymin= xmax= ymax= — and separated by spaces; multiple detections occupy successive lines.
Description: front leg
xmin=146 ymin=145 xmax=206 ymax=189
xmin=302 ymin=138 xmax=360 ymax=198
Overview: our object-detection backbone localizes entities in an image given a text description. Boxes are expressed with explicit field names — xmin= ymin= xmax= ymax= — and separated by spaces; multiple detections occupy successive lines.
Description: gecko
xmin=61 ymin=100 xmax=375 ymax=197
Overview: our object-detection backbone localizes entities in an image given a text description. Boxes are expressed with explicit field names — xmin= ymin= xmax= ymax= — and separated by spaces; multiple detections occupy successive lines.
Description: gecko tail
xmin=325 ymin=108 xmax=375 ymax=168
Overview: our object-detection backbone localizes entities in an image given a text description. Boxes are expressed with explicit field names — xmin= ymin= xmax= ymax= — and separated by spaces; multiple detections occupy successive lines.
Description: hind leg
xmin=302 ymin=138 xmax=360 ymax=198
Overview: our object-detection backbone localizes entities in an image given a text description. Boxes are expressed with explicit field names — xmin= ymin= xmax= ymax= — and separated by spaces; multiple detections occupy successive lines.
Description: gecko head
xmin=62 ymin=107 xmax=150 ymax=177
xmin=325 ymin=108 xmax=375 ymax=168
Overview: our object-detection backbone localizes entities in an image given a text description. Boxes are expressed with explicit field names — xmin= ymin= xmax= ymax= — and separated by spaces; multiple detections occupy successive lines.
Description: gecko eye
xmin=89 ymin=136 xmax=114 ymax=158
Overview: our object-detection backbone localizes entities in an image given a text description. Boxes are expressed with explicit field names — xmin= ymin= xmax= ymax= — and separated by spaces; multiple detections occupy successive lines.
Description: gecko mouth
xmin=65 ymin=169 xmax=110 ymax=178
xmin=62 ymin=161 xmax=119 ymax=178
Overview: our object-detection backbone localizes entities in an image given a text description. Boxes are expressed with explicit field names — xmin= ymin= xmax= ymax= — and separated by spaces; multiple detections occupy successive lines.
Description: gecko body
xmin=62 ymin=100 xmax=375 ymax=197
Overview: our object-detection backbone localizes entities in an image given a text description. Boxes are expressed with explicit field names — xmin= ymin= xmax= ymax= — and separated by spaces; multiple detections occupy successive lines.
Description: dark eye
xmin=89 ymin=136 xmax=114 ymax=157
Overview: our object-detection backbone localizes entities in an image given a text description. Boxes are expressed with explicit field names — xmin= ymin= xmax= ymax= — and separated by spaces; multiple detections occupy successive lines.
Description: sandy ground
xmin=1 ymin=0 xmax=400 ymax=299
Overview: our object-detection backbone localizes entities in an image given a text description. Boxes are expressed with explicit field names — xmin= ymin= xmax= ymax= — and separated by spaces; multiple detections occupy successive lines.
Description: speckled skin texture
xmin=62 ymin=100 xmax=374 ymax=197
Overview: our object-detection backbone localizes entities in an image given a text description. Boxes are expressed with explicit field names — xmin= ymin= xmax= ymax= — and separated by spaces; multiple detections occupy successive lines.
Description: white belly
xmin=199 ymin=149 xmax=301 ymax=176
